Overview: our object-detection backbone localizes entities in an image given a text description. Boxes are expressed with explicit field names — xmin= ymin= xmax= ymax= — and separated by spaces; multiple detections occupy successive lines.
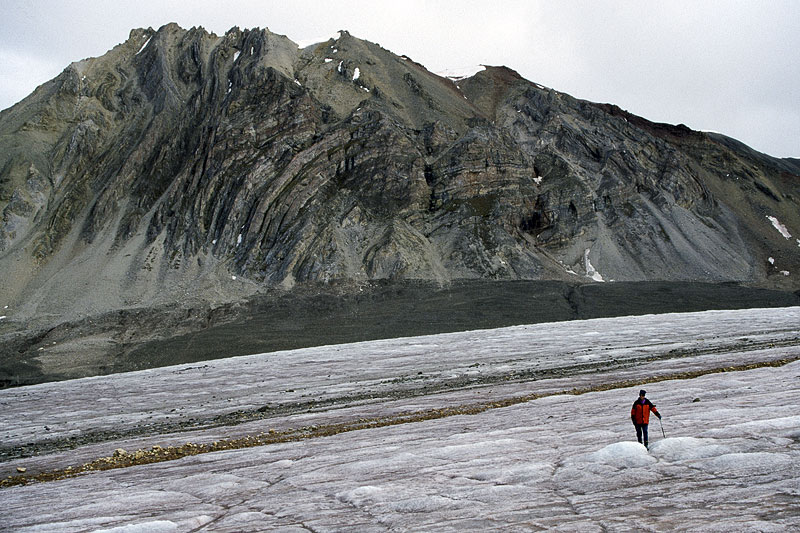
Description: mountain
xmin=1 ymin=24 xmax=798 ymax=385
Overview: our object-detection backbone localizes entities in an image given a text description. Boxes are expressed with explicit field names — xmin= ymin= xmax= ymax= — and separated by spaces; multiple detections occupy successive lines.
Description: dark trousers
xmin=635 ymin=423 xmax=649 ymax=445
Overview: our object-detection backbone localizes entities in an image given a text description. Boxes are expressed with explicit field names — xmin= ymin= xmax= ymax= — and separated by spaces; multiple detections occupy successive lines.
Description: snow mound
xmin=95 ymin=522 xmax=178 ymax=533
xmin=468 ymin=463 xmax=551 ymax=485
xmin=707 ymin=415 xmax=800 ymax=438
xmin=337 ymin=486 xmax=459 ymax=513
xmin=390 ymin=495 xmax=459 ymax=513
xmin=648 ymin=437 xmax=731 ymax=461
xmin=585 ymin=441 xmax=656 ymax=468
xmin=697 ymin=452 xmax=793 ymax=474
xmin=428 ymin=438 xmax=529 ymax=460
xmin=336 ymin=485 xmax=385 ymax=506
xmin=680 ymin=519 xmax=790 ymax=533
xmin=164 ymin=473 xmax=268 ymax=500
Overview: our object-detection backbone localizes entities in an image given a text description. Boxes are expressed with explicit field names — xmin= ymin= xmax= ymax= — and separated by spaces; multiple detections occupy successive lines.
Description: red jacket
xmin=631 ymin=398 xmax=660 ymax=425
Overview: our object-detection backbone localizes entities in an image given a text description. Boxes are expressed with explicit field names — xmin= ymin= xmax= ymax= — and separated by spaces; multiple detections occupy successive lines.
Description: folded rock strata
xmin=1 ymin=23 xmax=798 ymax=321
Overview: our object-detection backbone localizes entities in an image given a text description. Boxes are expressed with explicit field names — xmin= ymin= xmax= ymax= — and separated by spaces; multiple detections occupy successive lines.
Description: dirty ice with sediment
xmin=1 ymin=307 xmax=799 ymax=531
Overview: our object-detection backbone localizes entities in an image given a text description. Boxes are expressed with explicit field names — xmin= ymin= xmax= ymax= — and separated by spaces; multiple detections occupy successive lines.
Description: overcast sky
xmin=2 ymin=1 xmax=798 ymax=157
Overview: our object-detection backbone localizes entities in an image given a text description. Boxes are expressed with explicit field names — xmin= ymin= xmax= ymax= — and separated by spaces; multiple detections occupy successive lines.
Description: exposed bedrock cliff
xmin=1 ymin=23 xmax=798 ymax=323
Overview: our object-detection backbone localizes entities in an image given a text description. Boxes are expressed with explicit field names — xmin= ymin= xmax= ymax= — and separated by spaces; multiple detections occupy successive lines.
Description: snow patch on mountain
xmin=436 ymin=65 xmax=486 ymax=80
xmin=766 ymin=215 xmax=792 ymax=238
xmin=96 ymin=521 xmax=179 ymax=533
xmin=584 ymin=248 xmax=605 ymax=282
xmin=586 ymin=441 xmax=656 ymax=468
xmin=136 ymin=36 xmax=152 ymax=55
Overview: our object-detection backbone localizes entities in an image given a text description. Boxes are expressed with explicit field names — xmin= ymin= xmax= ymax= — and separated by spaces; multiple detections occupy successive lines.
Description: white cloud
xmin=1 ymin=0 xmax=798 ymax=156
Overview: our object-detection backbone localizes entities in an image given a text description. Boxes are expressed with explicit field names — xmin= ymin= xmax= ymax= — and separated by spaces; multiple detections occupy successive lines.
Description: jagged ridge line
xmin=2 ymin=356 xmax=796 ymax=489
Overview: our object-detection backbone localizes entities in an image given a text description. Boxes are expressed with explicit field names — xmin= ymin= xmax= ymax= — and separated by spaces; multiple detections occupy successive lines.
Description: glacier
xmin=1 ymin=307 xmax=799 ymax=531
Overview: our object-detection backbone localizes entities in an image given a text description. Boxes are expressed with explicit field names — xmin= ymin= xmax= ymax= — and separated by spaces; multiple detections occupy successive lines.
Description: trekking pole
xmin=659 ymin=418 xmax=666 ymax=438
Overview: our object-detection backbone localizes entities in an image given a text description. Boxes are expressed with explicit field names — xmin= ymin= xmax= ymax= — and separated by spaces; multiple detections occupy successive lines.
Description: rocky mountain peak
xmin=0 ymin=23 xmax=798 ymax=324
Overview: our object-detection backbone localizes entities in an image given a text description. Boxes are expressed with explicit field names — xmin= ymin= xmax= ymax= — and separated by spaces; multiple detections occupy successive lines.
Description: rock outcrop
xmin=1 ymin=23 xmax=798 ymax=323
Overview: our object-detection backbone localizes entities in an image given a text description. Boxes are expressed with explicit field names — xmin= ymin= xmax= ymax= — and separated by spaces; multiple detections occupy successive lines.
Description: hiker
xmin=631 ymin=389 xmax=661 ymax=448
